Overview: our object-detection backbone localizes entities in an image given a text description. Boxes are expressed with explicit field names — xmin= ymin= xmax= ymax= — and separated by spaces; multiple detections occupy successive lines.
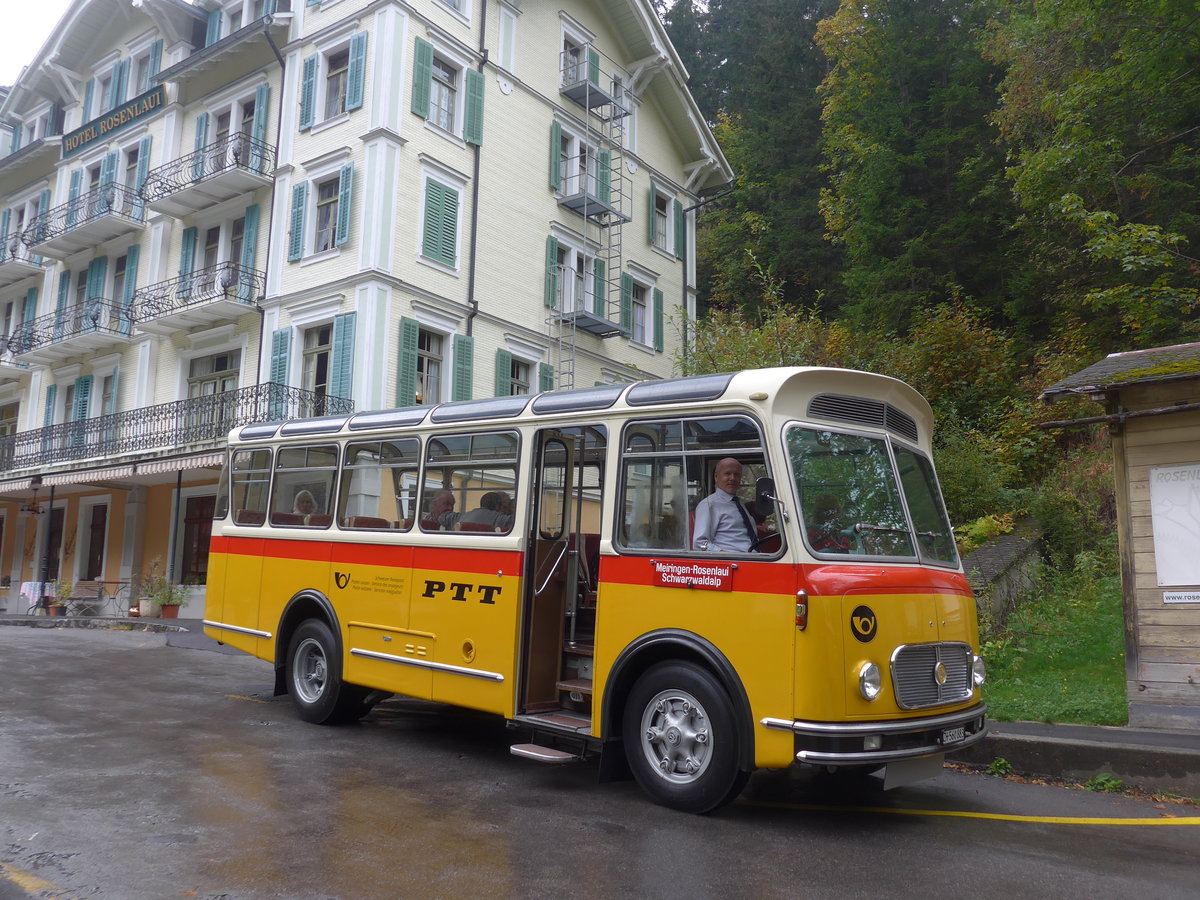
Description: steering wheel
xmin=749 ymin=531 xmax=781 ymax=552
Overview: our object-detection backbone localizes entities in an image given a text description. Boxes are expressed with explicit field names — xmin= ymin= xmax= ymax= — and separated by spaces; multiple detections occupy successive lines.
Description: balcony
xmin=132 ymin=262 xmax=265 ymax=335
xmin=22 ymin=183 xmax=145 ymax=260
xmin=557 ymin=161 xmax=631 ymax=225
xmin=560 ymin=48 xmax=630 ymax=118
xmin=0 ymin=382 xmax=352 ymax=474
xmin=549 ymin=264 xmax=627 ymax=338
xmin=0 ymin=236 xmax=46 ymax=290
xmin=142 ymin=134 xmax=276 ymax=218
xmin=7 ymin=299 xmax=133 ymax=365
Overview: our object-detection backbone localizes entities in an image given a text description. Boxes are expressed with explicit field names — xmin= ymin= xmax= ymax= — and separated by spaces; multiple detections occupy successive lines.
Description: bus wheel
xmin=622 ymin=662 xmax=748 ymax=814
xmin=286 ymin=620 xmax=367 ymax=725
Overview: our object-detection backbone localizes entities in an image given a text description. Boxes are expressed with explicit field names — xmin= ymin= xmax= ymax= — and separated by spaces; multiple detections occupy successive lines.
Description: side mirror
xmin=754 ymin=476 xmax=777 ymax=518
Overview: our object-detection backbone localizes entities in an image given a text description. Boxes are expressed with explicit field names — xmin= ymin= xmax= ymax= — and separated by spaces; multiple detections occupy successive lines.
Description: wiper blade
xmin=853 ymin=522 xmax=910 ymax=536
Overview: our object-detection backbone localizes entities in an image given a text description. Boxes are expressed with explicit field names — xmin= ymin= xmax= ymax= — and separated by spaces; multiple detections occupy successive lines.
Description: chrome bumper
xmin=761 ymin=703 xmax=987 ymax=765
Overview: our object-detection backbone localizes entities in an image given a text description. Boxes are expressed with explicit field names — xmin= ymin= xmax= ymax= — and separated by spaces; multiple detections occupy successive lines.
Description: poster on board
xmin=1149 ymin=463 xmax=1200 ymax=596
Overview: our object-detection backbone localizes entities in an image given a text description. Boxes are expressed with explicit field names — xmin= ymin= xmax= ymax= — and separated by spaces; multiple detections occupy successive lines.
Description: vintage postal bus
xmin=204 ymin=367 xmax=986 ymax=812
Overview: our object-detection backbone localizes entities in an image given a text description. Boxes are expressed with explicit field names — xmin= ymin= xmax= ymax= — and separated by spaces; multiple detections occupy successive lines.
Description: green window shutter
xmin=411 ymin=38 xmax=433 ymax=118
xmin=100 ymin=151 xmax=117 ymax=188
xmin=653 ymin=288 xmax=664 ymax=351
xmin=494 ymin=349 xmax=513 ymax=397
xmin=593 ymin=258 xmax=606 ymax=316
xmin=270 ymin=328 xmax=292 ymax=384
xmin=544 ymin=235 xmax=558 ymax=308
xmin=464 ymin=69 xmax=484 ymax=146
xmin=56 ymin=272 xmax=70 ymax=313
xmin=396 ymin=317 xmax=419 ymax=406
xmin=549 ymin=120 xmax=562 ymax=190
xmin=239 ymin=204 xmax=260 ymax=302
xmin=114 ymin=59 xmax=130 ymax=106
xmin=335 ymin=163 xmax=353 ymax=247
xmin=422 ymin=180 xmax=458 ymax=266
xmin=347 ymin=33 xmax=368 ymax=111
xmin=180 ymin=226 xmax=197 ymax=277
xmin=539 ymin=362 xmax=554 ymax=393
xmin=452 ymin=333 xmax=473 ymax=401
xmin=123 ymin=245 xmax=140 ymax=304
xmin=43 ymin=385 xmax=57 ymax=428
xmin=288 ymin=182 xmax=308 ymax=262
xmin=587 ymin=48 xmax=600 ymax=87
xmin=192 ymin=112 xmax=209 ymax=179
xmin=251 ymin=84 xmax=270 ymax=173
xmin=597 ymin=148 xmax=611 ymax=204
xmin=299 ymin=55 xmax=318 ymax=131
xmin=330 ymin=312 xmax=356 ymax=401
xmin=205 ymin=10 xmax=222 ymax=47
xmin=674 ymin=199 xmax=685 ymax=259
xmin=147 ymin=40 xmax=163 ymax=84
xmin=86 ymin=257 xmax=109 ymax=299
xmin=620 ymin=273 xmax=633 ymax=331
xmin=134 ymin=134 xmax=152 ymax=221
xmin=648 ymin=184 xmax=657 ymax=245
xmin=83 ymin=79 xmax=95 ymax=120
xmin=73 ymin=375 xmax=93 ymax=422
xmin=0 ymin=209 xmax=9 ymax=250
xmin=23 ymin=286 xmax=38 ymax=324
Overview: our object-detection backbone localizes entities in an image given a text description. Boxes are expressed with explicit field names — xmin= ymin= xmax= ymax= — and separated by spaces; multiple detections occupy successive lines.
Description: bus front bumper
xmin=761 ymin=703 xmax=987 ymax=765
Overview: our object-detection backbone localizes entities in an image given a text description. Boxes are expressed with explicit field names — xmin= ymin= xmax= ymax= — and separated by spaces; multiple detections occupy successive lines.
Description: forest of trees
xmin=655 ymin=0 xmax=1200 ymax=565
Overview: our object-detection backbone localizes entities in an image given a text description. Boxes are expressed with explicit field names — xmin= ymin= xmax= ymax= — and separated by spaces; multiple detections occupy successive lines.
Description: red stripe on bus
xmin=210 ymin=534 xmax=522 ymax=574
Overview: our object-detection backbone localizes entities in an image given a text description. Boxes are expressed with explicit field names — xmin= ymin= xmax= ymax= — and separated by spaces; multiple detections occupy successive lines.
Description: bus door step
xmin=510 ymin=743 xmax=582 ymax=764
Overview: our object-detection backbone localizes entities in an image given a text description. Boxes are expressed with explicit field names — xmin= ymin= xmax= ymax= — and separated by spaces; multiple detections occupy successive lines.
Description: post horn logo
xmin=334 ymin=572 xmax=351 ymax=590
xmin=850 ymin=605 xmax=877 ymax=643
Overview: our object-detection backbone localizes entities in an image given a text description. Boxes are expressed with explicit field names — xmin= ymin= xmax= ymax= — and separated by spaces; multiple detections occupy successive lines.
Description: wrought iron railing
xmin=140 ymin=133 xmax=276 ymax=203
xmin=0 ymin=382 xmax=352 ymax=472
xmin=7 ymin=299 xmax=133 ymax=355
xmin=0 ymin=232 xmax=44 ymax=268
xmin=21 ymin=183 xmax=144 ymax=247
xmin=132 ymin=262 xmax=265 ymax=321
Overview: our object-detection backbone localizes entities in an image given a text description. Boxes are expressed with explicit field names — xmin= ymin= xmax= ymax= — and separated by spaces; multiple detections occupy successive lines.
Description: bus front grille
xmin=890 ymin=642 xmax=973 ymax=709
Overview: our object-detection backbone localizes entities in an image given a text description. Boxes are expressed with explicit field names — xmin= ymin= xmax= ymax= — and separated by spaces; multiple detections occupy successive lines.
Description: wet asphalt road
xmin=1 ymin=623 xmax=1197 ymax=900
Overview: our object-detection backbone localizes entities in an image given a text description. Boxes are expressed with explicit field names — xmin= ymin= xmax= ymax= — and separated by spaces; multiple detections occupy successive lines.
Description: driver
xmin=692 ymin=458 xmax=769 ymax=553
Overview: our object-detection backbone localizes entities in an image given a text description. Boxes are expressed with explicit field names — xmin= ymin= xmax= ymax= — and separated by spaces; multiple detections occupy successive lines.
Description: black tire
xmin=622 ymin=661 xmax=749 ymax=814
xmin=285 ymin=619 xmax=368 ymax=725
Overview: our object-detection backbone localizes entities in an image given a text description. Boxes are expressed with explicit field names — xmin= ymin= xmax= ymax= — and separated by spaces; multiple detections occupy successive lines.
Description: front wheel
xmin=286 ymin=619 xmax=369 ymax=725
xmin=622 ymin=661 xmax=749 ymax=814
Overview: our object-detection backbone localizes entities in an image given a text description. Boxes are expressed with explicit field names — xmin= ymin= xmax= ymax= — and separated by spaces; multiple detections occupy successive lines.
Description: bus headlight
xmin=858 ymin=662 xmax=881 ymax=701
xmin=972 ymin=654 xmax=987 ymax=687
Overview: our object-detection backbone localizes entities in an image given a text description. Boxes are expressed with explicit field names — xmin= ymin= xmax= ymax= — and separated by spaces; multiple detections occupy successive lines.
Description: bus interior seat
xmin=306 ymin=514 xmax=333 ymax=527
xmin=270 ymin=512 xmax=307 ymax=526
xmin=344 ymin=515 xmax=391 ymax=529
xmin=457 ymin=521 xmax=501 ymax=533
xmin=235 ymin=509 xmax=266 ymax=526
xmin=419 ymin=518 xmax=441 ymax=530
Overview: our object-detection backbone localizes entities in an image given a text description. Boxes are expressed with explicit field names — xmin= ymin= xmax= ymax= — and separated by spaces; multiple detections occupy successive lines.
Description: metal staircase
xmin=552 ymin=44 xmax=632 ymax=390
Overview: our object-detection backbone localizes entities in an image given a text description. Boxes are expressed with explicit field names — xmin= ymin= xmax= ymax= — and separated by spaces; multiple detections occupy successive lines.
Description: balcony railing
xmin=141 ymin=134 xmax=276 ymax=217
xmin=7 ymin=299 xmax=133 ymax=362
xmin=132 ymin=262 xmax=265 ymax=333
xmin=0 ymin=382 xmax=352 ymax=473
xmin=21 ymin=182 xmax=145 ymax=258
xmin=0 ymin=233 xmax=45 ymax=288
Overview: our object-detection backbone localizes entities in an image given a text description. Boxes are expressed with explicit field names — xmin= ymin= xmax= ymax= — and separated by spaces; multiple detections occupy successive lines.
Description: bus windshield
xmin=787 ymin=425 xmax=958 ymax=566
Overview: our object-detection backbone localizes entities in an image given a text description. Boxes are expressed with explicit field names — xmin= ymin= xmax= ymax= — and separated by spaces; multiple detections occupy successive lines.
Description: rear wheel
xmin=622 ymin=661 xmax=749 ymax=814
xmin=286 ymin=619 xmax=369 ymax=724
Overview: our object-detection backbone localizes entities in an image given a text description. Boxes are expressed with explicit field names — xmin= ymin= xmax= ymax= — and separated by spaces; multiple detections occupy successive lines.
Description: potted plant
xmin=138 ymin=559 xmax=186 ymax=618
xmin=49 ymin=578 xmax=72 ymax=617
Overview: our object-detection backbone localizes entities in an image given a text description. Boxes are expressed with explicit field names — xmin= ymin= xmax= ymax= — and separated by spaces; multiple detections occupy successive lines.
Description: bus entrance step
xmin=510 ymin=743 xmax=581 ymax=764
xmin=556 ymin=678 xmax=593 ymax=695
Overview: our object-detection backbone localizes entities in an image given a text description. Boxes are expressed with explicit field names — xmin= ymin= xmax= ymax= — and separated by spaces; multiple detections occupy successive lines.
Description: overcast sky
xmin=2 ymin=2 xmax=76 ymax=88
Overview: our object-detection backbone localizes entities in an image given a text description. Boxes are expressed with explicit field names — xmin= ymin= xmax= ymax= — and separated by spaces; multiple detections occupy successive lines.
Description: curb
xmin=951 ymin=721 xmax=1200 ymax=799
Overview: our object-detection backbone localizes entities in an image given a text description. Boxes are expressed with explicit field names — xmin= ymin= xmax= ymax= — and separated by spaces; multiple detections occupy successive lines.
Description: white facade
xmin=0 ymin=0 xmax=730 ymax=611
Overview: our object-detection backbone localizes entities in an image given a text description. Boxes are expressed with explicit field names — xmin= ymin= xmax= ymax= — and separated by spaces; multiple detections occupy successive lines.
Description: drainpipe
xmin=465 ymin=0 xmax=489 ymax=336
xmin=256 ymin=16 xmax=286 ymax=391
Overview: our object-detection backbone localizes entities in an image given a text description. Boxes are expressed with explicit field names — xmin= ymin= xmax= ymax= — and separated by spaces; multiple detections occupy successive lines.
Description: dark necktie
xmin=733 ymin=497 xmax=756 ymax=543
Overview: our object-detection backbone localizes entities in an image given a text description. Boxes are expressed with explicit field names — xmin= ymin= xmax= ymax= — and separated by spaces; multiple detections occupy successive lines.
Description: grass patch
xmin=981 ymin=548 xmax=1128 ymax=726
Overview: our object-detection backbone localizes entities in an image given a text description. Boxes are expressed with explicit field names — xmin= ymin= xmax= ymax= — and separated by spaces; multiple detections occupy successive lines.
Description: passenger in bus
xmin=692 ymin=458 xmax=766 ymax=553
xmin=807 ymin=493 xmax=854 ymax=552
xmin=429 ymin=491 xmax=460 ymax=529
xmin=293 ymin=490 xmax=318 ymax=517
xmin=459 ymin=492 xmax=513 ymax=529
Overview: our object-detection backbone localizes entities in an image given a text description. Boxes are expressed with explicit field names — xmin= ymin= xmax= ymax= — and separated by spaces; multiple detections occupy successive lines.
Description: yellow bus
xmin=204 ymin=367 xmax=985 ymax=812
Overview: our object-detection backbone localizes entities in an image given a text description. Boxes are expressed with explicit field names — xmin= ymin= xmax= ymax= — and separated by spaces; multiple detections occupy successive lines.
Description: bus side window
xmin=339 ymin=439 xmax=420 ymax=530
xmin=231 ymin=449 xmax=271 ymax=526
xmin=271 ymin=445 xmax=338 ymax=528
xmin=421 ymin=432 xmax=519 ymax=535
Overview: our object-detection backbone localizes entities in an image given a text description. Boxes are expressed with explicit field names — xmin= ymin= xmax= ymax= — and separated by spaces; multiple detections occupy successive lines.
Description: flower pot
xmin=138 ymin=600 xmax=160 ymax=618
xmin=159 ymin=604 xmax=180 ymax=619
xmin=47 ymin=604 xmax=66 ymax=617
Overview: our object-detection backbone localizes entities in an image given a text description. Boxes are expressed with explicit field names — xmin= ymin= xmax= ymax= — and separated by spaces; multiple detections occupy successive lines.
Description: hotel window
xmin=416 ymin=329 xmax=444 ymax=405
xmin=411 ymin=38 xmax=484 ymax=145
xmin=188 ymin=350 xmax=241 ymax=398
xmin=299 ymin=33 xmax=367 ymax=131
xmin=303 ymin=324 xmax=332 ymax=403
xmin=287 ymin=164 xmax=354 ymax=260
xmin=314 ymin=176 xmax=340 ymax=253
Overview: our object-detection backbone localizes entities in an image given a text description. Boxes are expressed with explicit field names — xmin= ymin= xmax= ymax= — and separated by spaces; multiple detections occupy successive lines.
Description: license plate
xmin=941 ymin=726 xmax=966 ymax=744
